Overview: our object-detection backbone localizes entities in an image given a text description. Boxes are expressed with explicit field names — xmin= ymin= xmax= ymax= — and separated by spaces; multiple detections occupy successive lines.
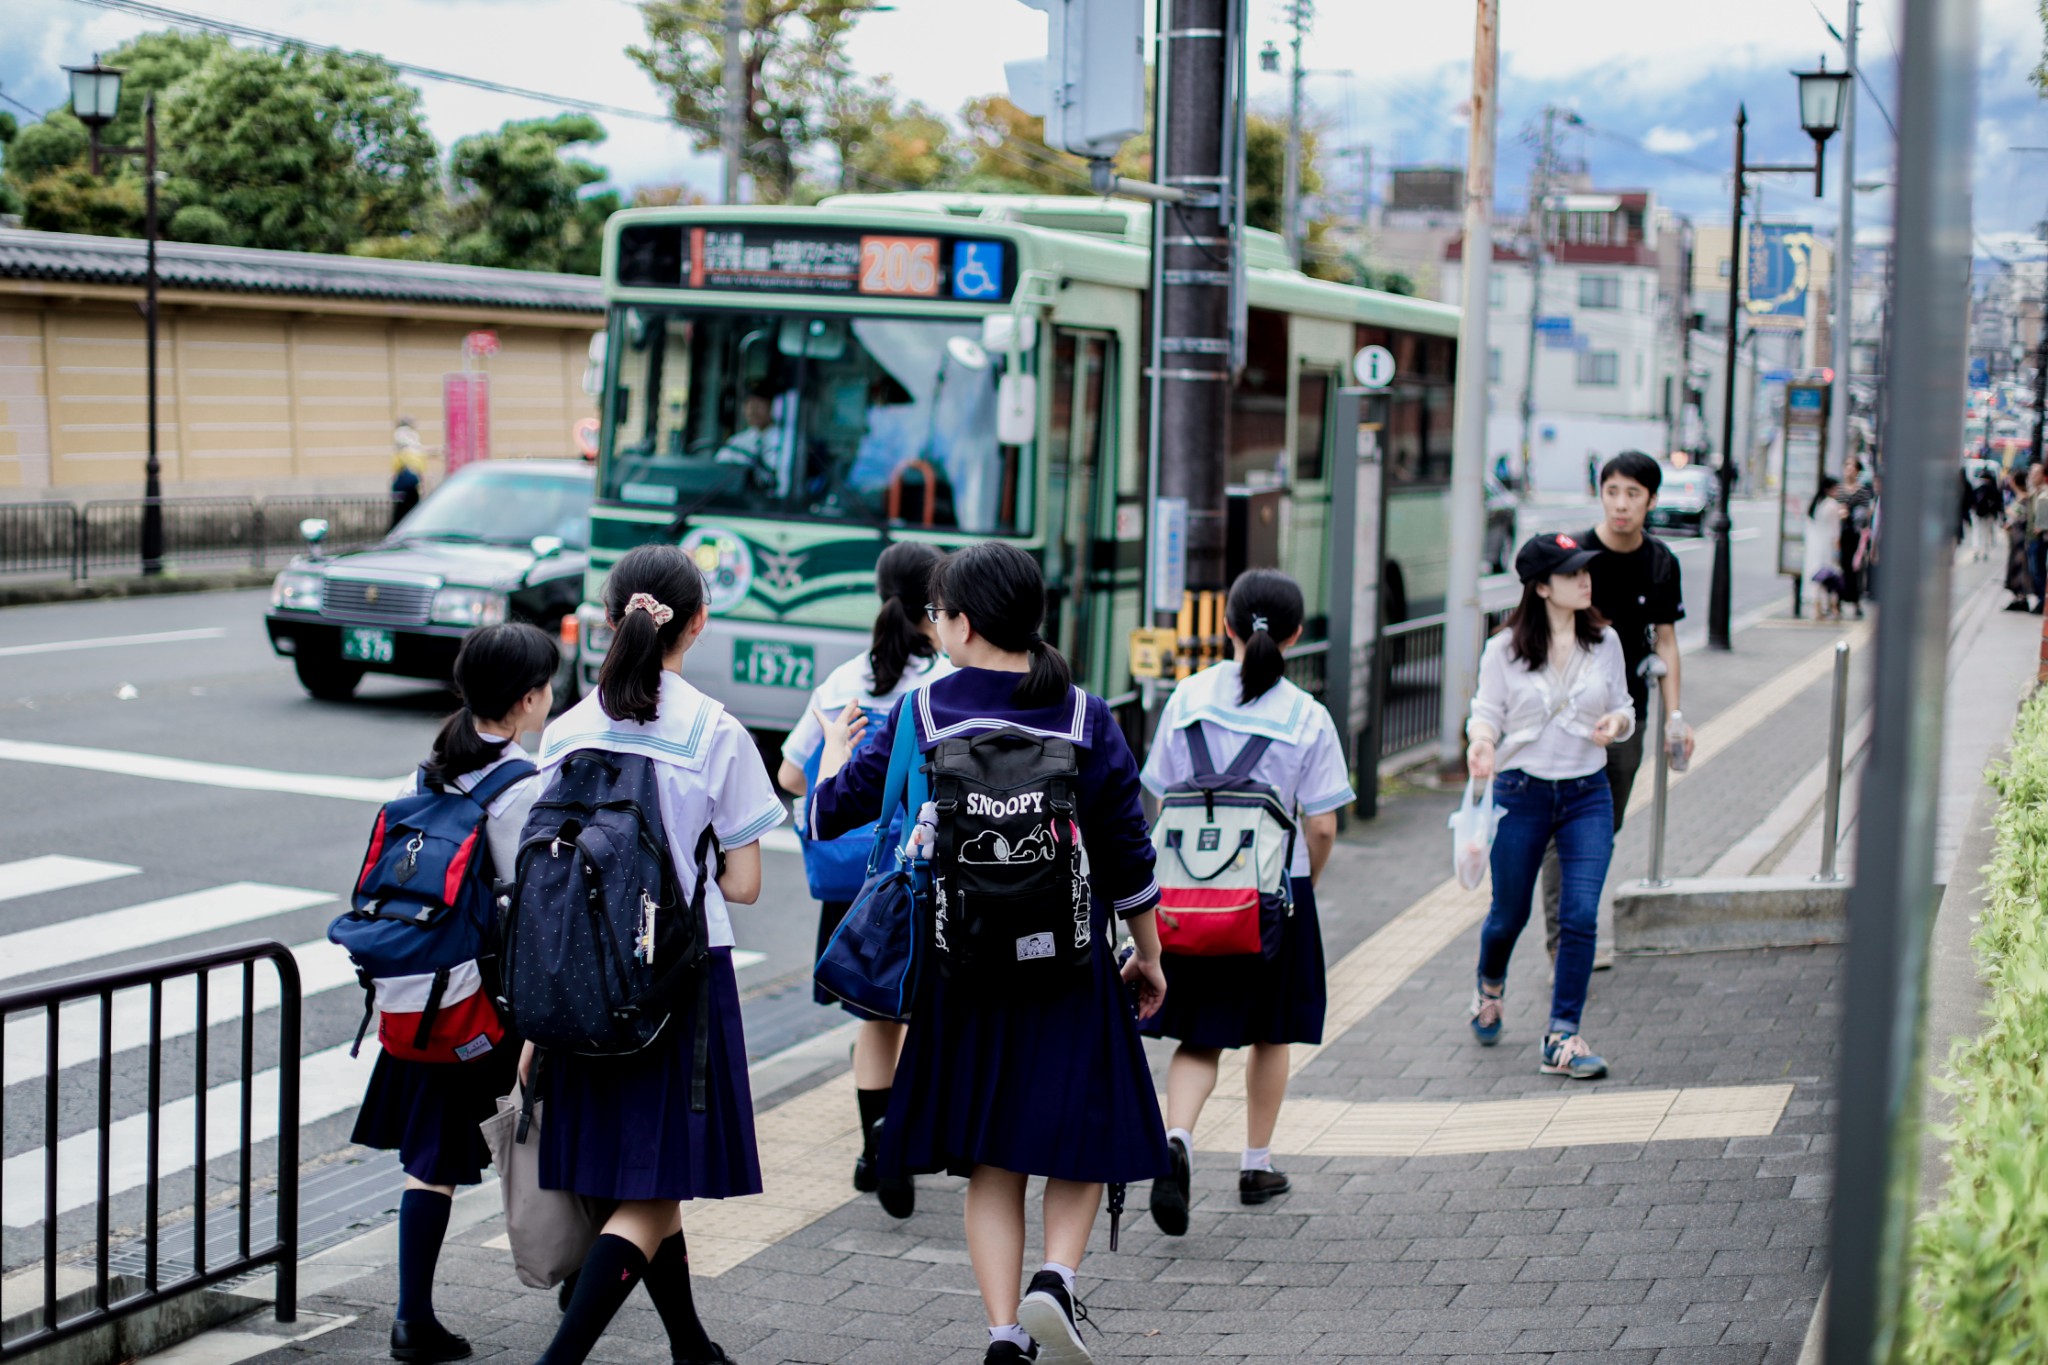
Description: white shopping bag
xmin=1448 ymin=777 xmax=1504 ymax=890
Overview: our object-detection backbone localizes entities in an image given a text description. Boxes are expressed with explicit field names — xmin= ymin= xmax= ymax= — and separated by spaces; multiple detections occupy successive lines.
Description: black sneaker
xmin=390 ymin=1320 xmax=470 ymax=1364
xmin=984 ymin=1342 xmax=1037 ymax=1365
xmin=1016 ymin=1271 xmax=1092 ymax=1365
xmin=1149 ymin=1135 xmax=1190 ymax=1237
xmin=1238 ymin=1168 xmax=1291 ymax=1205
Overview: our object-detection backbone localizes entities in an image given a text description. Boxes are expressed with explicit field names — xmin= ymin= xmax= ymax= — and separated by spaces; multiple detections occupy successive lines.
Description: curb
xmin=0 ymin=571 xmax=277 ymax=609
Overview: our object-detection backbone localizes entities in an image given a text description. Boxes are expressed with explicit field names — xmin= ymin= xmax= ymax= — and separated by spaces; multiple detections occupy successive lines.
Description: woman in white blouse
xmin=1465 ymin=533 xmax=1634 ymax=1080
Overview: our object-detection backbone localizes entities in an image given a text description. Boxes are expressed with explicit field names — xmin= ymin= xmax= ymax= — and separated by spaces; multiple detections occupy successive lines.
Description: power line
xmin=0 ymin=86 xmax=42 ymax=119
xmin=1575 ymin=119 xmax=1723 ymax=178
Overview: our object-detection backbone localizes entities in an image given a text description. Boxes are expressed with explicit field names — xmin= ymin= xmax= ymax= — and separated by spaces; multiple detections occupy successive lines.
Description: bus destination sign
xmin=616 ymin=222 xmax=1012 ymax=303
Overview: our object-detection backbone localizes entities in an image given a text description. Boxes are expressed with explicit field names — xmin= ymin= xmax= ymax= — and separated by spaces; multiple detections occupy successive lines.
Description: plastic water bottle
xmin=1665 ymin=712 xmax=1691 ymax=773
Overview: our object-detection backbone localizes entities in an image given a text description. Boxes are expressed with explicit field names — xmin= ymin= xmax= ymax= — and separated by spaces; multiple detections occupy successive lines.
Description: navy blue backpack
xmin=795 ymin=704 xmax=901 ymax=903
xmin=813 ymin=715 xmax=929 ymax=1021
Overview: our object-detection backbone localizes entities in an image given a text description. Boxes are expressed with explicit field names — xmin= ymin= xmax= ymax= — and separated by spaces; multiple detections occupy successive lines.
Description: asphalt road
xmin=0 ymin=512 xmax=1789 ymax=1269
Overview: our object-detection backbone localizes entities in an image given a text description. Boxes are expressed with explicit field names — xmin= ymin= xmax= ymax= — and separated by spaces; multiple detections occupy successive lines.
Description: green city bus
xmin=573 ymin=193 xmax=1461 ymax=734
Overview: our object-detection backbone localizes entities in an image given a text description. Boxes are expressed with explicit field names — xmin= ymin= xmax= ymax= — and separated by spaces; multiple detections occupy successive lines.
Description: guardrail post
xmin=1640 ymin=685 xmax=1672 ymax=888
xmin=1816 ymin=641 xmax=1851 ymax=882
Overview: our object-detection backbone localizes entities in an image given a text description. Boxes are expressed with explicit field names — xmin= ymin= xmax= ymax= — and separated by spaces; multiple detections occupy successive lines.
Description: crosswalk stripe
xmin=0 ymin=740 xmax=406 ymax=805
xmin=0 ymin=627 xmax=228 ymax=658
xmin=0 ymin=856 xmax=139 ymax=905
xmin=2 ymin=1037 xmax=377 ymax=1227
xmin=0 ymin=883 xmax=335 ymax=989
xmin=3 ymin=938 xmax=357 ymax=1085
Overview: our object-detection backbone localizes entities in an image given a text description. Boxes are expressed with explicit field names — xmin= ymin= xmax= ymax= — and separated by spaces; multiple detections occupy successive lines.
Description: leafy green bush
xmin=1903 ymin=686 xmax=2048 ymax=1360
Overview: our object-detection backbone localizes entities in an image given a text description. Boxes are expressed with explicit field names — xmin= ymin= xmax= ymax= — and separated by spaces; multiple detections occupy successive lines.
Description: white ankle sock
xmin=1166 ymin=1127 xmax=1193 ymax=1153
xmin=990 ymin=1324 xmax=1031 ymax=1349
xmin=1241 ymin=1146 xmax=1273 ymax=1172
xmin=1039 ymin=1261 xmax=1077 ymax=1296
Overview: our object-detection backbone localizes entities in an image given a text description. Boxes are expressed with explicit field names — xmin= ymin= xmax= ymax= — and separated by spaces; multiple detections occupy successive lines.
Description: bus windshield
xmin=603 ymin=306 xmax=1028 ymax=533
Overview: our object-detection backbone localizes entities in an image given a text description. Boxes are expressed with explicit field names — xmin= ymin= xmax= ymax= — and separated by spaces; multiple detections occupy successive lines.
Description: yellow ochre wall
xmin=0 ymin=292 xmax=597 ymax=496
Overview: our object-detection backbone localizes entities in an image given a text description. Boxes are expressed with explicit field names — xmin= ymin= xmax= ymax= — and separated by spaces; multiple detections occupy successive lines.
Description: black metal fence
xmin=1376 ymin=615 xmax=1449 ymax=759
xmin=0 ymin=941 xmax=300 ymax=1361
xmin=0 ymin=495 xmax=393 ymax=581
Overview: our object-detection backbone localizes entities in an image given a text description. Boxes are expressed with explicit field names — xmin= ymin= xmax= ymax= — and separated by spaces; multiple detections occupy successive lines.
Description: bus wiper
xmin=664 ymin=466 xmax=748 ymax=539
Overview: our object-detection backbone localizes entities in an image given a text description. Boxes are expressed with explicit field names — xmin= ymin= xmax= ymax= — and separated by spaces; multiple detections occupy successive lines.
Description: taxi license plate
xmin=341 ymin=627 xmax=396 ymax=664
xmin=732 ymin=638 xmax=815 ymax=690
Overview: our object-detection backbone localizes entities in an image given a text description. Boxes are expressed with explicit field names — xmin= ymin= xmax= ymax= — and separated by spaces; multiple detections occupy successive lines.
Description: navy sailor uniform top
xmin=809 ymin=666 xmax=1162 ymax=921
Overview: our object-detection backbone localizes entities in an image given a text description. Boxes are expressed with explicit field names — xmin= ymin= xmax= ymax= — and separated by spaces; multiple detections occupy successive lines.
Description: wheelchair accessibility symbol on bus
xmin=950 ymin=242 xmax=1005 ymax=301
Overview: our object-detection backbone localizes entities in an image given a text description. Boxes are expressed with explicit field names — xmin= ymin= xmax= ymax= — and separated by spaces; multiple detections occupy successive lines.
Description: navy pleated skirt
xmin=813 ymin=899 xmax=893 ymax=1023
xmin=352 ymin=1041 xmax=519 ymax=1187
xmin=1140 ymin=878 xmax=1327 ymax=1049
xmin=879 ymin=905 xmax=1170 ymax=1185
xmin=537 ymin=949 xmax=762 ymax=1202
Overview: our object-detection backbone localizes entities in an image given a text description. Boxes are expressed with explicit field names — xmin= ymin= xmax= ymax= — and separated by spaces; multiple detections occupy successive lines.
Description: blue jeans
xmin=2030 ymin=535 xmax=2047 ymax=603
xmin=1477 ymin=770 xmax=1615 ymax=1034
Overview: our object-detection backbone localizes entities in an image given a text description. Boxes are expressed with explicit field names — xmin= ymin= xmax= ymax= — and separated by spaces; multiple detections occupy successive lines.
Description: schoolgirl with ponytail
xmin=1136 ymin=567 xmax=1354 ymax=1238
xmin=777 ymin=540 xmax=951 ymax=1220
xmin=807 ymin=542 xmax=1167 ymax=1365
xmin=350 ymin=622 xmax=557 ymax=1365
xmin=521 ymin=543 xmax=789 ymax=1365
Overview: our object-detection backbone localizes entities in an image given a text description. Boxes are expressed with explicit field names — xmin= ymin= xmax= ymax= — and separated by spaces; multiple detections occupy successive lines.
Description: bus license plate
xmin=732 ymin=639 xmax=815 ymax=690
xmin=341 ymin=627 xmax=396 ymax=664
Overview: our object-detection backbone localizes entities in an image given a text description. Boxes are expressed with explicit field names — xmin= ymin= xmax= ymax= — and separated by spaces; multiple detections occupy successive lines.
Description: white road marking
xmin=3 ymin=937 xmax=357 ymax=1084
xmin=0 ymin=740 xmax=406 ymax=804
xmin=0 ymin=883 xmax=334 ymax=987
xmin=0 ymin=855 xmax=139 ymax=904
xmin=0 ymin=628 xmax=227 ymax=659
xmin=2 ymin=1036 xmax=375 ymax=1227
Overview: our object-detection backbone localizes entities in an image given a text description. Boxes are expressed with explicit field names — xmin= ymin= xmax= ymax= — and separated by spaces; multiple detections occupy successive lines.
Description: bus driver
xmin=716 ymin=389 xmax=785 ymax=492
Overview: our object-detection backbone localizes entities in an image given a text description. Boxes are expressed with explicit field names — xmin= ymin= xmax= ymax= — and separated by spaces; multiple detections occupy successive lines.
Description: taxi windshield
xmin=396 ymin=467 xmax=593 ymax=548
xmin=601 ymin=307 xmax=1029 ymax=533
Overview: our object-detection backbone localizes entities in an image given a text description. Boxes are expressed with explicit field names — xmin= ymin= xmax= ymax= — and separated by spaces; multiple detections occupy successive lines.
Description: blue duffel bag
xmin=813 ymin=713 xmax=928 ymax=1021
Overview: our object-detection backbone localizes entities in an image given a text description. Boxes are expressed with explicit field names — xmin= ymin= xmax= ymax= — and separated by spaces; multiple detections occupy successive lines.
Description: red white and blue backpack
xmin=331 ymin=759 xmax=535 ymax=1064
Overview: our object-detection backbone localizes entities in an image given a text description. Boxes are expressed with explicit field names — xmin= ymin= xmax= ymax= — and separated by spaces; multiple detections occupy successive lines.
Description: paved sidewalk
xmin=181 ymin=566 xmax=2025 ymax=1365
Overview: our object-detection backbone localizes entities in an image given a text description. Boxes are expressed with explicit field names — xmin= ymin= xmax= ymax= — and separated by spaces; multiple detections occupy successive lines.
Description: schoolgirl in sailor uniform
xmin=808 ymin=542 xmax=1170 ymax=1365
xmin=1136 ymin=569 xmax=1352 ymax=1236
xmin=777 ymin=541 xmax=951 ymax=1220
xmin=351 ymin=622 xmax=558 ymax=1365
xmin=521 ymin=545 xmax=787 ymax=1365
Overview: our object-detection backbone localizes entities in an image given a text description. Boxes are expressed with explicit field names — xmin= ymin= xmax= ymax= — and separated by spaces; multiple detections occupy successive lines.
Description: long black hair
xmin=1226 ymin=568 xmax=1305 ymax=704
xmin=598 ymin=543 xmax=707 ymax=724
xmin=869 ymin=541 xmax=942 ymax=694
xmin=1809 ymin=473 xmax=1840 ymax=520
xmin=1505 ymin=580 xmax=1608 ymax=672
xmin=425 ymin=621 xmax=559 ymax=787
xmin=928 ymin=541 xmax=1071 ymax=707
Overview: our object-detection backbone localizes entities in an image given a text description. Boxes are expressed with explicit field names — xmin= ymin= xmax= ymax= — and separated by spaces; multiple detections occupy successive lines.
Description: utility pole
xmin=1281 ymin=0 xmax=1311 ymax=265
xmin=721 ymin=0 xmax=745 ymax=204
xmin=1440 ymin=0 xmax=1499 ymax=771
xmin=1830 ymin=0 xmax=1859 ymax=475
xmin=1710 ymin=109 xmax=1748 ymax=650
xmin=1518 ymin=105 xmax=1568 ymax=494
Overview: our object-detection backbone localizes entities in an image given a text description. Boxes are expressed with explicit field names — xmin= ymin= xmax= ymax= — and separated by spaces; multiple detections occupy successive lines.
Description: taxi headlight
xmin=430 ymin=587 xmax=508 ymax=628
xmin=271 ymin=570 xmax=322 ymax=612
xmin=577 ymin=602 xmax=613 ymax=658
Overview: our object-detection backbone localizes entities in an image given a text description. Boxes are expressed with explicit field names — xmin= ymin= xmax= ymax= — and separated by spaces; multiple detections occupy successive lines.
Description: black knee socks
xmin=538 ymin=1234 xmax=647 ymax=1365
xmin=395 ymin=1188 xmax=452 ymax=1326
xmin=856 ymin=1086 xmax=891 ymax=1161
xmin=643 ymin=1232 xmax=715 ymax=1361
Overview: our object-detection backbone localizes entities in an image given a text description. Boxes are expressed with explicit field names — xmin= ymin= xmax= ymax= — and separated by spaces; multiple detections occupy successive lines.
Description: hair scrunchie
xmin=625 ymin=592 xmax=675 ymax=626
xmin=1250 ymin=614 xmax=1269 ymax=634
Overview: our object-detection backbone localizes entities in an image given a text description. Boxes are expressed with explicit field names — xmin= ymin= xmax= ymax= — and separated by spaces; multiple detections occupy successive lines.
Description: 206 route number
xmin=859 ymin=236 xmax=939 ymax=297
xmin=732 ymin=638 xmax=815 ymax=690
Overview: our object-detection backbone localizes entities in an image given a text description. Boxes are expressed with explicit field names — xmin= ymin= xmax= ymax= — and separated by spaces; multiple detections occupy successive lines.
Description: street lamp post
xmin=1708 ymin=61 xmax=1850 ymax=650
xmin=65 ymin=58 xmax=164 ymax=576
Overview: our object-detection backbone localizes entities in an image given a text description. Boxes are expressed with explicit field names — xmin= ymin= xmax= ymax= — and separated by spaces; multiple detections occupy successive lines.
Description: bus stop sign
xmin=1353 ymin=345 xmax=1396 ymax=389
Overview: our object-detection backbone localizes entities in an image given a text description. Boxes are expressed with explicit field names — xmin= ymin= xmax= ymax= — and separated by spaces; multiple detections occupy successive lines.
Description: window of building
xmin=1488 ymin=348 xmax=1502 ymax=384
xmin=1579 ymin=275 xmax=1621 ymax=309
xmin=1634 ymin=352 xmax=1644 ymax=387
xmin=1577 ymin=351 xmax=1619 ymax=386
xmin=1488 ymin=272 xmax=1504 ymax=308
xmin=1294 ymin=372 xmax=1330 ymax=483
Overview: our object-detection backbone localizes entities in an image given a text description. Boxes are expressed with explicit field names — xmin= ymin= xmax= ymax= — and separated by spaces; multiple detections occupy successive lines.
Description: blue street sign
xmin=1532 ymin=316 xmax=1573 ymax=333
xmin=1968 ymin=356 xmax=1990 ymax=387
xmin=951 ymin=241 xmax=1005 ymax=300
xmin=1763 ymin=369 xmax=1794 ymax=383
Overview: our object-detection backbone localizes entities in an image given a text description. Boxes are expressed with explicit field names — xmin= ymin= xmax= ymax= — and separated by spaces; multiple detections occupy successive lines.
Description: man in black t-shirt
xmin=1541 ymin=451 xmax=1690 ymax=965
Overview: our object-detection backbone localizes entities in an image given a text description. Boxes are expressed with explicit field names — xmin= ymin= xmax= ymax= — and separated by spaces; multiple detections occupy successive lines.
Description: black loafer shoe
xmin=877 ymin=1171 xmax=915 ymax=1220
xmin=1149 ymin=1135 xmax=1190 ymax=1237
xmin=672 ymin=1345 xmax=732 ymax=1365
xmin=390 ymin=1319 xmax=471 ymax=1364
xmin=1238 ymin=1168 xmax=1291 ymax=1205
xmin=556 ymin=1270 xmax=578 ymax=1312
xmin=852 ymin=1155 xmax=879 ymax=1193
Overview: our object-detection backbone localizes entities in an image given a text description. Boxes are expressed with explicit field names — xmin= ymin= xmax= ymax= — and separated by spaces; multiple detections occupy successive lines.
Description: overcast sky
xmin=5 ymin=0 xmax=2045 ymax=248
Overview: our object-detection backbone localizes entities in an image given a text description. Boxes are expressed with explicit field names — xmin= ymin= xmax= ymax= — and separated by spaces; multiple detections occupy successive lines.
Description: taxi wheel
xmin=294 ymin=655 xmax=364 ymax=701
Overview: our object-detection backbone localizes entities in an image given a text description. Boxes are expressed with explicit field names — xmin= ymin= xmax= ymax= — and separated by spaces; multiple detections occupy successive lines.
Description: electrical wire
xmin=0 ymin=86 xmax=43 ymax=120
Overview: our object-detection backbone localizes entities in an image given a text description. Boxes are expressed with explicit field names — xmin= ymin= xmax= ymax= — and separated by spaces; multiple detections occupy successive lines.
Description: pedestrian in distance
xmin=1136 ymin=568 xmax=1351 ymax=1238
xmin=2003 ymin=470 xmax=2035 ymax=611
xmin=1467 ymin=533 xmax=1635 ymax=1081
xmin=348 ymin=622 xmax=559 ymax=1364
xmin=1538 ymin=451 xmax=1688 ymax=969
xmin=2028 ymin=464 xmax=2048 ymax=615
xmin=1805 ymin=475 xmax=1846 ymax=620
xmin=1834 ymin=456 xmax=1875 ymax=617
xmin=808 ymin=542 xmax=1170 ymax=1365
xmin=391 ymin=416 xmax=428 ymax=530
xmin=776 ymin=540 xmax=952 ymax=1220
xmin=1972 ymin=468 xmax=2002 ymax=562
xmin=520 ymin=544 xmax=788 ymax=1365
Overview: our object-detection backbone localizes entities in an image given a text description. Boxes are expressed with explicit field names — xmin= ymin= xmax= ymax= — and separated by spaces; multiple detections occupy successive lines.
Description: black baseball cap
xmin=1515 ymin=531 xmax=1601 ymax=584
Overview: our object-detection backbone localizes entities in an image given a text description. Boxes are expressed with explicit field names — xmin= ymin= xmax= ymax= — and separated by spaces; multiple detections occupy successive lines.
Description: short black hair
xmin=1600 ymin=450 xmax=1662 ymax=496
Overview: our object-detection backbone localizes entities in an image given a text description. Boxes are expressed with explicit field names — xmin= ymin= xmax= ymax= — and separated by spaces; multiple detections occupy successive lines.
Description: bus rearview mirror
xmin=997 ymin=374 xmax=1036 ymax=445
xmin=982 ymin=315 xmax=1038 ymax=353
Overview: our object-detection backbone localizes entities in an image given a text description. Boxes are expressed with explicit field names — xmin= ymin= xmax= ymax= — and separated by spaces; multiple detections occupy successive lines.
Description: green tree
xmin=159 ymin=45 xmax=439 ymax=253
xmin=442 ymin=113 xmax=611 ymax=272
xmin=630 ymin=0 xmax=886 ymax=203
xmin=956 ymin=96 xmax=1094 ymax=194
xmin=823 ymin=79 xmax=957 ymax=194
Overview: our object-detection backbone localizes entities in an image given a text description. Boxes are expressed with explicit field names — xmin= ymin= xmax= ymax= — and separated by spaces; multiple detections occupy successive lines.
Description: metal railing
xmin=0 ymin=941 xmax=300 ymax=1361
xmin=1376 ymin=615 xmax=1448 ymax=758
xmin=0 ymin=494 xmax=396 ymax=581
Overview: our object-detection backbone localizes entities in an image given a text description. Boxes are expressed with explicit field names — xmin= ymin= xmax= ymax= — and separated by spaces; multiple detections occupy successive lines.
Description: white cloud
xmin=1643 ymin=126 xmax=1716 ymax=155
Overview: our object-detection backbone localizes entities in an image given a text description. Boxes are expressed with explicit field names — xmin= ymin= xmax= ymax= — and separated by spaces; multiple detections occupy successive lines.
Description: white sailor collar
xmin=538 ymin=671 xmax=723 ymax=772
xmin=1165 ymin=661 xmax=1316 ymax=744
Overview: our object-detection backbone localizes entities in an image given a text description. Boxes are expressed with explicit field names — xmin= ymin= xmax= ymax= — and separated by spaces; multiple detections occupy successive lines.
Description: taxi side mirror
xmin=299 ymin=518 xmax=330 ymax=556
xmin=530 ymin=535 xmax=565 ymax=561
